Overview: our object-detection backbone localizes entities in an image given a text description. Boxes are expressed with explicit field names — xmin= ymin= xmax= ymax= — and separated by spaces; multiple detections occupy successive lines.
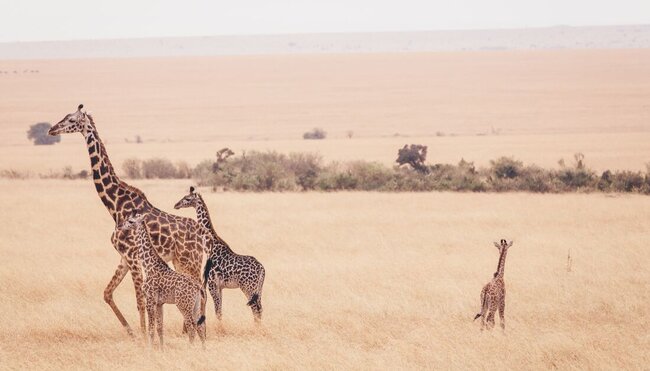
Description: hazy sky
xmin=1 ymin=0 xmax=649 ymax=42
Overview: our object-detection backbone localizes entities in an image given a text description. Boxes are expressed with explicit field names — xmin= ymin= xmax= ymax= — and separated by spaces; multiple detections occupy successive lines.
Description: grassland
xmin=1 ymin=49 xmax=650 ymax=369
xmin=0 ymin=179 xmax=648 ymax=369
xmin=2 ymin=49 xmax=650 ymax=173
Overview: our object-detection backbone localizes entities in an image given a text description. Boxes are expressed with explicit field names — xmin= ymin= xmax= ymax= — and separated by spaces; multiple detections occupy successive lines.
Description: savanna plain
xmin=1 ymin=49 xmax=650 ymax=369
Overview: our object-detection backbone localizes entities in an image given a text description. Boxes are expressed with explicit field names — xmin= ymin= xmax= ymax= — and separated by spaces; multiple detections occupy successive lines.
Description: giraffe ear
xmin=493 ymin=242 xmax=501 ymax=249
xmin=507 ymin=241 xmax=514 ymax=248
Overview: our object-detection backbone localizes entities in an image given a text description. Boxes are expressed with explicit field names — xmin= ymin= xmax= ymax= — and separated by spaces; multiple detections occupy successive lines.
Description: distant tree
xmin=303 ymin=128 xmax=327 ymax=140
xmin=27 ymin=122 xmax=60 ymax=145
xmin=396 ymin=144 xmax=429 ymax=173
xmin=346 ymin=130 xmax=354 ymax=139
xmin=213 ymin=147 xmax=235 ymax=172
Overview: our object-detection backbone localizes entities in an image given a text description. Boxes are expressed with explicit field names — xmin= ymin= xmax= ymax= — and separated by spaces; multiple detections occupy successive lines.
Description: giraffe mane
xmin=86 ymin=114 xmax=149 ymax=203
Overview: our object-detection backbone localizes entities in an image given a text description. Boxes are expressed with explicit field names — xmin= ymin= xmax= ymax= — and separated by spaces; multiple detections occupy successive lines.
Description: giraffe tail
xmin=202 ymin=258 xmax=213 ymax=288
xmin=193 ymin=288 xmax=207 ymax=326
xmin=474 ymin=289 xmax=487 ymax=321
xmin=247 ymin=293 xmax=259 ymax=307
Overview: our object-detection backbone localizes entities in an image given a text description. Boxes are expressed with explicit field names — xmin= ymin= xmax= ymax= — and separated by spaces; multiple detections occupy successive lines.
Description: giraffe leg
xmin=498 ymin=300 xmax=506 ymax=331
xmin=103 ymin=258 xmax=134 ymax=336
xmin=480 ymin=303 xmax=487 ymax=331
xmin=243 ymin=287 xmax=262 ymax=322
xmin=479 ymin=291 xmax=488 ymax=331
xmin=145 ymin=301 xmax=156 ymax=348
xmin=156 ymin=304 xmax=164 ymax=349
xmin=125 ymin=257 xmax=147 ymax=336
xmin=172 ymin=257 xmax=189 ymax=335
xmin=208 ymin=280 xmax=223 ymax=321
xmin=197 ymin=319 xmax=206 ymax=349
xmin=486 ymin=308 xmax=496 ymax=330
xmin=184 ymin=317 xmax=196 ymax=344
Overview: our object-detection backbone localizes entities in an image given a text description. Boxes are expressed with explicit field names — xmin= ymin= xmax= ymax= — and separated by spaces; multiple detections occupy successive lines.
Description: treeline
xmin=3 ymin=145 xmax=650 ymax=194
xmin=121 ymin=147 xmax=650 ymax=194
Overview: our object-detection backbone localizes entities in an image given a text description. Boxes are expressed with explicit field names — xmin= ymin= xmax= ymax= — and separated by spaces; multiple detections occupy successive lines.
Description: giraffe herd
xmin=47 ymin=104 xmax=512 ymax=348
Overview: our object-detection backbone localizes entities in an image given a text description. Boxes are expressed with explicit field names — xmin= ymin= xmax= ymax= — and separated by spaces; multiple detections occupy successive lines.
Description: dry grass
xmin=1 ymin=49 xmax=649 ymax=369
xmin=0 ymin=179 xmax=648 ymax=369
xmin=3 ymin=49 xmax=650 ymax=173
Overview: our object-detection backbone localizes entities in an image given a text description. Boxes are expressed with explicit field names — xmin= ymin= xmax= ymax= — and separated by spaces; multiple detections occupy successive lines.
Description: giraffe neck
xmin=135 ymin=223 xmax=167 ymax=276
xmin=194 ymin=195 xmax=233 ymax=254
xmin=83 ymin=117 xmax=150 ymax=223
xmin=495 ymin=249 xmax=508 ymax=279
xmin=194 ymin=194 xmax=217 ymax=237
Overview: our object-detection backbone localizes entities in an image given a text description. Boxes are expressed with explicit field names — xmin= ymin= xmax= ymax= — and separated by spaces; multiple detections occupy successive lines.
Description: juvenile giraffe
xmin=118 ymin=214 xmax=206 ymax=348
xmin=174 ymin=187 xmax=266 ymax=321
xmin=474 ymin=239 xmax=513 ymax=330
xmin=48 ymin=105 xmax=206 ymax=336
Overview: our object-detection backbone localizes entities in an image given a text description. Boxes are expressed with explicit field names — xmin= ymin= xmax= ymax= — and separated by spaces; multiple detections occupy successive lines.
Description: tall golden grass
xmin=1 ymin=179 xmax=648 ymax=369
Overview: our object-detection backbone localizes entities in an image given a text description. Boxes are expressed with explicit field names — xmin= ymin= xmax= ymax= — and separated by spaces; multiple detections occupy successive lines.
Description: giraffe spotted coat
xmin=119 ymin=214 xmax=206 ymax=348
xmin=48 ymin=105 xmax=206 ymax=336
xmin=174 ymin=187 xmax=266 ymax=321
xmin=474 ymin=239 xmax=513 ymax=330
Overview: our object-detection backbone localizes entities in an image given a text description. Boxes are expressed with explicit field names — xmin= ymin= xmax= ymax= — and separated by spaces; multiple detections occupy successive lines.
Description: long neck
xmin=194 ymin=195 xmax=233 ymax=253
xmin=84 ymin=121 xmax=120 ymax=219
xmin=495 ymin=249 xmax=508 ymax=278
xmin=194 ymin=195 xmax=217 ymax=237
xmin=135 ymin=224 xmax=167 ymax=275
xmin=83 ymin=118 xmax=150 ymax=223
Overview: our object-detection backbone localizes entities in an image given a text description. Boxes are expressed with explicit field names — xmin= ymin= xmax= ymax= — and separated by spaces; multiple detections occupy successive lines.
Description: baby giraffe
xmin=174 ymin=187 xmax=266 ymax=322
xmin=118 ymin=214 xmax=206 ymax=348
xmin=474 ymin=239 xmax=513 ymax=331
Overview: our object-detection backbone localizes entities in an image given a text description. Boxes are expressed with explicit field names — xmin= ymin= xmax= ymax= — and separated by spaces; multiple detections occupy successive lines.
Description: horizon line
xmin=2 ymin=23 xmax=649 ymax=44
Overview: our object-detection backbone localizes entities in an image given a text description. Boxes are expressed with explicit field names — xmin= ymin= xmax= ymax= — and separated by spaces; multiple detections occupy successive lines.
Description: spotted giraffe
xmin=474 ymin=239 xmax=513 ymax=330
xmin=118 ymin=214 xmax=206 ymax=348
xmin=174 ymin=187 xmax=266 ymax=321
xmin=48 ymin=105 xmax=206 ymax=336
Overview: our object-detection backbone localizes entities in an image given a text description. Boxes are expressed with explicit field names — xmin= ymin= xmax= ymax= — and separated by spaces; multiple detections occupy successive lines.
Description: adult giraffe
xmin=48 ymin=105 xmax=205 ymax=337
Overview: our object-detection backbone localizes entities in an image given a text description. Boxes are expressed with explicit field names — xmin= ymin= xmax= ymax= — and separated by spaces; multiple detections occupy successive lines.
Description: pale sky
xmin=1 ymin=0 xmax=649 ymax=42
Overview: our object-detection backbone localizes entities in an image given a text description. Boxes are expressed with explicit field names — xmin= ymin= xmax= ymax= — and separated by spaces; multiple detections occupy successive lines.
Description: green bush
xmin=27 ymin=122 xmax=60 ymax=145
xmin=347 ymin=161 xmax=393 ymax=190
xmin=142 ymin=158 xmax=177 ymax=179
xmin=303 ymin=128 xmax=327 ymax=140
xmin=490 ymin=157 xmax=523 ymax=179
xmin=288 ymin=153 xmax=322 ymax=190
xmin=599 ymin=170 xmax=647 ymax=193
xmin=87 ymin=150 xmax=650 ymax=195
xmin=122 ymin=158 xmax=142 ymax=179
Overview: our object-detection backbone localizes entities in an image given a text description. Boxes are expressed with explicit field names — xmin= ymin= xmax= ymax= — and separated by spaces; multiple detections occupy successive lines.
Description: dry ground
xmin=3 ymin=49 xmax=650 ymax=172
xmin=1 ymin=49 xmax=649 ymax=369
xmin=0 ymin=179 xmax=648 ymax=370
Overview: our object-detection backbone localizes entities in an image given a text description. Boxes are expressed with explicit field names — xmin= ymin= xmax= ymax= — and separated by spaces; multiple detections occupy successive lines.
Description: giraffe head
xmin=493 ymin=239 xmax=513 ymax=252
xmin=173 ymin=186 xmax=200 ymax=210
xmin=117 ymin=213 xmax=147 ymax=231
xmin=48 ymin=104 xmax=92 ymax=136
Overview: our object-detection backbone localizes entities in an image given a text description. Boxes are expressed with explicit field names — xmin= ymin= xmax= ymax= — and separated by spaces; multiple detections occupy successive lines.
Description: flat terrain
xmin=2 ymin=49 xmax=650 ymax=173
xmin=1 ymin=49 xmax=649 ymax=369
xmin=0 ymin=180 xmax=648 ymax=369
